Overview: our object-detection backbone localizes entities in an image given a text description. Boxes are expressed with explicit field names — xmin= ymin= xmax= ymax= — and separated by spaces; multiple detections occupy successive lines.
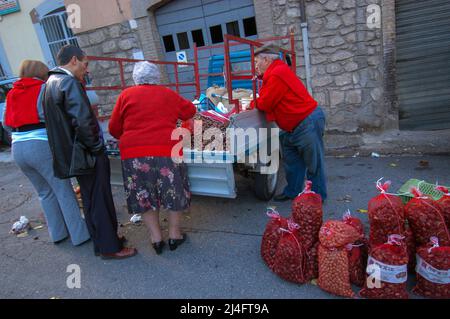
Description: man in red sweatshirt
xmin=250 ymin=44 xmax=327 ymax=201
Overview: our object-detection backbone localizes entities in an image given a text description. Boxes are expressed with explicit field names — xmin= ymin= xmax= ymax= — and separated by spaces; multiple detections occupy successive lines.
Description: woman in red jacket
xmin=2 ymin=60 xmax=90 ymax=245
xmin=109 ymin=61 xmax=196 ymax=254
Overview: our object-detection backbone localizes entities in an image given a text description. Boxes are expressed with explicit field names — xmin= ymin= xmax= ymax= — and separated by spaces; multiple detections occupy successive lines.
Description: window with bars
xmin=41 ymin=10 xmax=79 ymax=64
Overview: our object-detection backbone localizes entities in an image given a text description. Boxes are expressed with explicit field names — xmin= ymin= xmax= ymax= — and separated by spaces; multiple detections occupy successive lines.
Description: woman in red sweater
xmin=109 ymin=61 xmax=196 ymax=254
xmin=2 ymin=60 xmax=90 ymax=245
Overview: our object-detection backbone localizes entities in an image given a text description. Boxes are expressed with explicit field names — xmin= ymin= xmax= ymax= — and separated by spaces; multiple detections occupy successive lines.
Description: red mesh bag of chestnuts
xmin=413 ymin=237 xmax=450 ymax=298
xmin=318 ymin=220 xmax=363 ymax=298
xmin=360 ymin=234 xmax=409 ymax=299
xmin=368 ymin=179 xmax=405 ymax=246
xmin=435 ymin=186 xmax=450 ymax=231
xmin=343 ymin=210 xmax=369 ymax=287
xmin=343 ymin=209 xmax=365 ymax=236
xmin=404 ymin=224 xmax=417 ymax=273
xmin=405 ymin=187 xmax=450 ymax=247
xmin=261 ymin=208 xmax=288 ymax=270
xmin=305 ymin=241 xmax=320 ymax=280
xmin=292 ymin=181 xmax=323 ymax=250
xmin=272 ymin=220 xmax=309 ymax=284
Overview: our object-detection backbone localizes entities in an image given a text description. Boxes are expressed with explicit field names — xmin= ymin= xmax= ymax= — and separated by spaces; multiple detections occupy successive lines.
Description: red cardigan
xmin=108 ymin=85 xmax=196 ymax=159
xmin=250 ymin=59 xmax=317 ymax=132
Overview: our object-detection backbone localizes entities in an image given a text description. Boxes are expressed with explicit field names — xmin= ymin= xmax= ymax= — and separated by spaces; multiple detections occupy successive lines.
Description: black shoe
xmin=152 ymin=241 xmax=165 ymax=255
xmin=168 ymin=234 xmax=187 ymax=251
xmin=273 ymin=194 xmax=293 ymax=202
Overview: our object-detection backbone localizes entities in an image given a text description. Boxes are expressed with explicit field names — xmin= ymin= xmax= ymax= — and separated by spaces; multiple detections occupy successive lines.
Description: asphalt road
xmin=1 ymin=153 xmax=449 ymax=299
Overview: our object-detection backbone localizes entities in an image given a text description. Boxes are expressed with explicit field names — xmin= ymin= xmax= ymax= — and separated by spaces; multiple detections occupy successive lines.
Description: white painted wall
xmin=0 ymin=0 xmax=46 ymax=76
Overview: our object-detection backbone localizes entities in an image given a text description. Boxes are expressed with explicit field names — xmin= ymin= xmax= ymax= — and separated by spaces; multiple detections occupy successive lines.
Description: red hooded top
xmin=250 ymin=59 xmax=317 ymax=132
xmin=4 ymin=78 xmax=45 ymax=128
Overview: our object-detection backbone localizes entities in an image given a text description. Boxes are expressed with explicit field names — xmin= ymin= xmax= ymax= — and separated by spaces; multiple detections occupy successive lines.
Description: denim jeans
xmin=280 ymin=107 xmax=327 ymax=200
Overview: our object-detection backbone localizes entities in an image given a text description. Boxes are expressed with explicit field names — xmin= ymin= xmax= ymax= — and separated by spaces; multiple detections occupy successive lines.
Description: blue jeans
xmin=280 ymin=107 xmax=327 ymax=200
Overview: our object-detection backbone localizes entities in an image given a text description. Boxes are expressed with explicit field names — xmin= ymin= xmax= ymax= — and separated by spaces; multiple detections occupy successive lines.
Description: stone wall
xmin=134 ymin=14 xmax=165 ymax=62
xmin=77 ymin=21 xmax=143 ymax=116
xmin=253 ymin=0 xmax=276 ymax=38
xmin=268 ymin=0 xmax=385 ymax=133
xmin=77 ymin=14 xmax=171 ymax=117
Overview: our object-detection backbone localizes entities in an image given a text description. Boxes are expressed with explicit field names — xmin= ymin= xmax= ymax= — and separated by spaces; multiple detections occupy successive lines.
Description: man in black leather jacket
xmin=43 ymin=45 xmax=136 ymax=259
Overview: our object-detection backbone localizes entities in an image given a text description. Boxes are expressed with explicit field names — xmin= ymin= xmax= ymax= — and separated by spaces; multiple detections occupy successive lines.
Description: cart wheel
xmin=1 ymin=128 xmax=11 ymax=146
xmin=254 ymin=168 xmax=278 ymax=201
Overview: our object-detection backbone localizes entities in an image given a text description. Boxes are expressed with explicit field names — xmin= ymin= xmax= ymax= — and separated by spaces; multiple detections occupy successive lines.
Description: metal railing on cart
xmin=86 ymin=32 xmax=298 ymax=119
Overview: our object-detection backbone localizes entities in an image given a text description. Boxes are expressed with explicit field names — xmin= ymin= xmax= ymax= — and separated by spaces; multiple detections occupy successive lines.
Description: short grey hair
xmin=257 ymin=53 xmax=280 ymax=61
xmin=132 ymin=61 xmax=160 ymax=85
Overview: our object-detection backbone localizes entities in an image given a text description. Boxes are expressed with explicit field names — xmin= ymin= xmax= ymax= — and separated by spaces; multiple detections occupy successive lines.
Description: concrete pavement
xmin=0 ymin=147 xmax=449 ymax=299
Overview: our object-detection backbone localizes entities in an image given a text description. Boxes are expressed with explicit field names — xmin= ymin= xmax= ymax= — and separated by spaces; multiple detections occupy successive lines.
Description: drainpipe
xmin=299 ymin=0 xmax=313 ymax=95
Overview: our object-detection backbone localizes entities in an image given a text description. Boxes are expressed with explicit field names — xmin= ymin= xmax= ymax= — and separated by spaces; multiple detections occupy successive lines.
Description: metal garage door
xmin=396 ymin=0 xmax=450 ymax=130
xmin=155 ymin=0 xmax=257 ymax=100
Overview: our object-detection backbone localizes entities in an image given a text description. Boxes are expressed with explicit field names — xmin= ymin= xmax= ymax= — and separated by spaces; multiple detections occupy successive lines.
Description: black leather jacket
xmin=43 ymin=67 xmax=104 ymax=179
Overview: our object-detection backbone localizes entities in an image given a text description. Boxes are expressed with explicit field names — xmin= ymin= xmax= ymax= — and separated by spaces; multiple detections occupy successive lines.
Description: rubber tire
xmin=0 ymin=128 xmax=11 ymax=146
xmin=254 ymin=168 xmax=278 ymax=201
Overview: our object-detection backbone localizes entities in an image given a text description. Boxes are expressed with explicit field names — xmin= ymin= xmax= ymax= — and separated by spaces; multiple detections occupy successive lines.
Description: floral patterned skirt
xmin=121 ymin=156 xmax=191 ymax=214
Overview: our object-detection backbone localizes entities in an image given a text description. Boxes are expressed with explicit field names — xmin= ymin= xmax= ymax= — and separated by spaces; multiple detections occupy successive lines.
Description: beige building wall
xmin=0 ymin=0 xmax=46 ymax=76
xmin=64 ymin=0 xmax=132 ymax=34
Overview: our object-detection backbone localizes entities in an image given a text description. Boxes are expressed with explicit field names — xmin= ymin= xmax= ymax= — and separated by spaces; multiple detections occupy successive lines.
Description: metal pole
xmin=194 ymin=43 xmax=200 ymax=98
xmin=250 ymin=45 xmax=257 ymax=109
xmin=174 ymin=62 xmax=180 ymax=94
xmin=299 ymin=0 xmax=313 ymax=95
xmin=302 ymin=25 xmax=312 ymax=95
xmin=224 ymin=35 xmax=240 ymax=113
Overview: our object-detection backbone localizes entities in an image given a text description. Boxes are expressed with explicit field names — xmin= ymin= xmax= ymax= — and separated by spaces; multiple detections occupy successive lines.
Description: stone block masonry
xmin=260 ymin=0 xmax=386 ymax=133
xmin=77 ymin=21 xmax=143 ymax=117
